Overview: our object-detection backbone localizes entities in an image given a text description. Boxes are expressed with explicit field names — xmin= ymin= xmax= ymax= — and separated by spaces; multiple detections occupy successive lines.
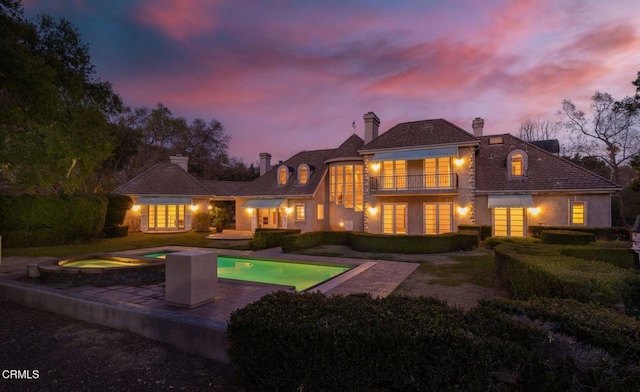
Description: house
xmin=116 ymin=112 xmax=620 ymax=237
xmin=113 ymin=156 xmax=247 ymax=232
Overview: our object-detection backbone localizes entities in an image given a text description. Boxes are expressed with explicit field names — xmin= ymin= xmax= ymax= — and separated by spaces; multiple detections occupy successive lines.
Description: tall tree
xmin=518 ymin=116 xmax=560 ymax=141
xmin=0 ymin=1 xmax=122 ymax=193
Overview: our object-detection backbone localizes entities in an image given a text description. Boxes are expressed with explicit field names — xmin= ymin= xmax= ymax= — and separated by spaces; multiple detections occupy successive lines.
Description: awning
xmin=370 ymin=147 xmax=458 ymax=162
xmin=137 ymin=197 xmax=193 ymax=205
xmin=241 ymin=199 xmax=286 ymax=209
xmin=487 ymin=195 xmax=534 ymax=208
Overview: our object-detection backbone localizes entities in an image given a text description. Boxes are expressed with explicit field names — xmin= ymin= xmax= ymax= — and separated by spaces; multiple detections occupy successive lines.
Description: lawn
xmin=2 ymin=231 xmax=251 ymax=258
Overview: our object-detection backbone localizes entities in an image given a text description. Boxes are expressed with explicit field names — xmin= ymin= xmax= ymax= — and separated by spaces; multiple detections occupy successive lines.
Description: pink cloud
xmin=134 ymin=0 xmax=224 ymax=41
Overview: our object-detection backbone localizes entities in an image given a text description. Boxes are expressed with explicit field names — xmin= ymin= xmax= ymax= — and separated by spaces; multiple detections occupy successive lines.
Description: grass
xmin=2 ymin=232 xmax=252 ymax=258
xmin=408 ymin=254 xmax=499 ymax=288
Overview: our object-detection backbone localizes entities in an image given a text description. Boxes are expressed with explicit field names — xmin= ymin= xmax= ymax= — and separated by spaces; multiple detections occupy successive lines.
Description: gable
xmin=113 ymin=163 xmax=212 ymax=196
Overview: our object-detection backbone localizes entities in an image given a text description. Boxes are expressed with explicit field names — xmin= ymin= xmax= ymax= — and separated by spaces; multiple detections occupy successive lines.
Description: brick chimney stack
xmin=472 ymin=117 xmax=484 ymax=137
xmin=364 ymin=112 xmax=380 ymax=144
xmin=259 ymin=153 xmax=271 ymax=176
xmin=169 ymin=155 xmax=189 ymax=171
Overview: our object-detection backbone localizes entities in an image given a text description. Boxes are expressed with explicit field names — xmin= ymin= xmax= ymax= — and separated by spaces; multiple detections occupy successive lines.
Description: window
xmin=278 ymin=166 xmax=289 ymax=185
xmin=329 ymin=164 xmax=363 ymax=211
xmin=381 ymin=160 xmax=406 ymax=189
xmin=295 ymin=204 xmax=305 ymax=221
xmin=424 ymin=157 xmax=452 ymax=188
xmin=147 ymin=205 xmax=185 ymax=230
xmin=382 ymin=203 xmax=406 ymax=234
xmin=493 ymin=207 xmax=525 ymax=237
xmin=571 ymin=201 xmax=585 ymax=225
xmin=298 ymin=164 xmax=309 ymax=185
xmin=507 ymin=150 xmax=527 ymax=177
xmin=424 ymin=202 xmax=452 ymax=234
xmin=317 ymin=204 xmax=324 ymax=220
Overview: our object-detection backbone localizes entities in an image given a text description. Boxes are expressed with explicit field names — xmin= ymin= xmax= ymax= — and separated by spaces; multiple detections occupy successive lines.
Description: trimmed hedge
xmin=281 ymin=231 xmax=351 ymax=252
xmin=494 ymin=243 xmax=640 ymax=311
xmin=540 ymin=229 xmax=596 ymax=245
xmin=103 ymin=194 xmax=133 ymax=238
xmin=250 ymin=228 xmax=301 ymax=250
xmin=458 ymin=224 xmax=492 ymax=240
xmin=483 ymin=236 xmax=539 ymax=249
xmin=529 ymin=225 xmax=631 ymax=241
xmin=0 ymin=194 xmax=107 ymax=247
xmin=560 ymin=247 xmax=639 ymax=269
xmin=350 ymin=231 xmax=478 ymax=254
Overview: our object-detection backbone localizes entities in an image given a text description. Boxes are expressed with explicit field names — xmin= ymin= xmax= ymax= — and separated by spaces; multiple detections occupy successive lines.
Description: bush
xmin=529 ymin=225 xmax=631 ymax=241
xmin=350 ymin=232 xmax=476 ymax=254
xmin=494 ymin=243 xmax=640 ymax=311
xmin=540 ymin=230 xmax=596 ymax=245
xmin=560 ymin=247 xmax=638 ymax=269
xmin=0 ymin=194 xmax=106 ymax=247
xmin=102 ymin=225 xmax=129 ymax=238
xmin=192 ymin=212 xmax=211 ymax=232
xmin=458 ymin=224 xmax=492 ymax=240
xmin=250 ymin=229 xmax=301 ymax=250
xmin=281 ymin=231 xmax=351 ymax=252
xmin=104 ymin=194 xmax=133 ymax=228
xmin=483 ymin=236 xmax=539 ymax=249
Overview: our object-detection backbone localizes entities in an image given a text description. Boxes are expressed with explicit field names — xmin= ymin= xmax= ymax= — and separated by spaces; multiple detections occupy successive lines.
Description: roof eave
xmin=359 ymin=140 xmax=479 ymax=155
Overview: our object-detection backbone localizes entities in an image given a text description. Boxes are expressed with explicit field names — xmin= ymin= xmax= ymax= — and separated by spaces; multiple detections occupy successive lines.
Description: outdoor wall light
xmin=454 ymin=157 xmax=465 ymax=166
xmin=339 ymin=221 xmax=345 ymax=227
xmin=528 ymin=207 xmax=540 ymax=215
xmin=285 ymin=207 xmax=293 ymax=214
xmin=457 ymin=206 xmax=469 ymax=215
xmin=208 ymin=205 xmax=213 ymax=210
xmin=368 ymin=206 xmax=378 ymax=215
xmin=246 ymin=208 xmax=254 ymax=215
xmin=190 ymin=205 xmax=199 ymax=212
xmin=371 ymin=162 xmax=380 ymax=171
xmin=131 ymin=205 xmax=141 ymax=212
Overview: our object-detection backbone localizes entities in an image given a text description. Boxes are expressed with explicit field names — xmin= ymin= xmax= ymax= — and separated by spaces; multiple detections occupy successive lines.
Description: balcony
xmin=369 ymin=174 xmax=458 ymax=194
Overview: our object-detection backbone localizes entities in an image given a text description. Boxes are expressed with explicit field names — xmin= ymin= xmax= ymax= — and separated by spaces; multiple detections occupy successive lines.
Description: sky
xmin=23 ymin=0 xmax=640 ymax=164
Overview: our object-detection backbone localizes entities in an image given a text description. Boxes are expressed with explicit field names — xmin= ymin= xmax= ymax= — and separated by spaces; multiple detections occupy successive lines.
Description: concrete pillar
xmin=165 ymin=250 xmax=218 ymax=308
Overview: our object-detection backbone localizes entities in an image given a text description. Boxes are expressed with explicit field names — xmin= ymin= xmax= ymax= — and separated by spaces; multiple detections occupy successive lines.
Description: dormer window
xmin=278 ymin=166 xmax=289 ymax=185
xmin=508 ymin=150 xmax=528 ymax=177
xmin=298 ymin=164 xmax=309 ymax=185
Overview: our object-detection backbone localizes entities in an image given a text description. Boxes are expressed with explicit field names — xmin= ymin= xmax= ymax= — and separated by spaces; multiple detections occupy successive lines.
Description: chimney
xmin=364 ymin=111 xmax=380 ymax=144
xmin=259 ymin=152 xmax=271 ymax=176
xmin=472 ymin=117 xmax=484 ymax=137
xmin=169 ymin=155 xmax=189 ymax=171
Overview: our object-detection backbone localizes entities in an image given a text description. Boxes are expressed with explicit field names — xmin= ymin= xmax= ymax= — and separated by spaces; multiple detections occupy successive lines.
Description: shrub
xmin=540 ymin=230 xmax=596 ymax=245
xmin=0 ymin=194 xmax=106 ymax=247
xmin=350 ymin=232 xmax=475 ymax=254
xmin=192 ymin=212 xmax=211 ymax=232
xmin=104 ymin=194 xmax=133 ymax=228
xmin=458 ymin=224 xmax=492 ymax=240
xmin=481 ymin=236 xmax=539 ymax=249
xmin=102 ymin=225 xmax=129 ymax=238
xmin=560 ymin=247 xmax=638 ymax=269
xmin=457 ymin=230 xmax=479 ymax=250
xmin=281 ymin=231 xmax=351 ymax=252
xmin=250 ymin=229 xmax=301 ymax=250
xmin=529 ymin=225 xmax=631 ymax=241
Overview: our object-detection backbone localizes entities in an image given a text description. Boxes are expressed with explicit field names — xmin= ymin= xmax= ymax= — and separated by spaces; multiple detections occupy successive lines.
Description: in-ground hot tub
xmin=38 ymin=255 xmax=165 ymax=285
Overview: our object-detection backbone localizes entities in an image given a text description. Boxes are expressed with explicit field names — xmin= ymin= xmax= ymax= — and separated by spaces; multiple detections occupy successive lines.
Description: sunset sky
xmin=23 ymin=0 xmax=640 ymax=164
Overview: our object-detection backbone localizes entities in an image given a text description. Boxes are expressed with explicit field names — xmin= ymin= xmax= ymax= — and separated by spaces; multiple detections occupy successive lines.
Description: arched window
xmin=298 ymin=164 xmax=309 ymax=184
xmin=507 ymin=150 xmax=528 ymax=177
xmin=278 ymin=166 xmax=289 ymax=185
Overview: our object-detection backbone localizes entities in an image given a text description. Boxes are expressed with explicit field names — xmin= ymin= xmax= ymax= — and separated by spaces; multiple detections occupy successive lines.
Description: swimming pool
xmin=216 ymin=256 xmax=350 ymax=291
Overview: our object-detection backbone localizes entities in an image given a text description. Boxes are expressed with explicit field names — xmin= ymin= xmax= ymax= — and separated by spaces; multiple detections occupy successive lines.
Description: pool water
xmin=217 ymin=256 xmax=350 ymax=291
xmin=142 ymin=252 xmax=176 ymax=259
xmin=62 ymin=259 xmax=148 ymax=268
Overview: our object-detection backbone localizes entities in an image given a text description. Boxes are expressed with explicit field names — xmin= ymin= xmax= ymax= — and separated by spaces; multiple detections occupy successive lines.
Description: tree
xmin=0 ymin=1 xmax=123 ymax=193
xmin=518 ymin=117 xmax=560 ymax=141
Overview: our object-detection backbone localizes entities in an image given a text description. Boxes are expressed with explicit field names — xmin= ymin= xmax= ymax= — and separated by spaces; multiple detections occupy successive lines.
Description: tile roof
xmin=475 ymin=134 xmax=620 ymax=192
xmin=113 ymin=162 xmax=211 ymax=196
xmin=326 ymin=134 xmax=364 ymax=161
xmin=361 ymin=119 xmax=479 ymax=151
xmin=203 ymin=180 xmax=249 ymax=196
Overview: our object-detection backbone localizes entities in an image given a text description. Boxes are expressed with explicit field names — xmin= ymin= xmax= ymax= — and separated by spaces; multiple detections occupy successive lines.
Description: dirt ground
xmin=0 ymin=300 xmax=238 ymax=392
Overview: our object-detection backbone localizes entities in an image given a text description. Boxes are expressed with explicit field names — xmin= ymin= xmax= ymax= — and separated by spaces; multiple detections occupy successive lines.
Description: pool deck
xmin=0 ymin=247 xmax=418 ymax=363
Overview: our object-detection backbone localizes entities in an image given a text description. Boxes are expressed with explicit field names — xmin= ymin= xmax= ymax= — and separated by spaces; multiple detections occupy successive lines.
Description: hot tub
xmin=38 ymin=256 xmax=165 ymax=285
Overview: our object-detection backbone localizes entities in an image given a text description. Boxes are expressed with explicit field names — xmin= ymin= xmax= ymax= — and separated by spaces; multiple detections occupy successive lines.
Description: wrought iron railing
xmin=369 ymin=174 xmax=458 ymax=191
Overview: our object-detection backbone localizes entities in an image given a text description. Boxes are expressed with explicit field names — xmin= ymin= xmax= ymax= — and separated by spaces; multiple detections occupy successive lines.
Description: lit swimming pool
xmin=217 ymin=256 xmax=350 ymax=291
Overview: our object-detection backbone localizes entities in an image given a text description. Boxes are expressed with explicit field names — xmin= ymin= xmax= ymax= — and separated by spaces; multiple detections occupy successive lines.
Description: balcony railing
xmin=369 ymin=174 xmax=458 ymax=192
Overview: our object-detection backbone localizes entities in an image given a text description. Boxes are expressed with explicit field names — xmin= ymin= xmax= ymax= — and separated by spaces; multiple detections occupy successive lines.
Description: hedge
xmin=458 ymin=224 xmax=492 ymax=240
xmin=281 ymin=231 xmax=351 ymax=252
xmin=350 ymin=232 xmax=478 ymax=254
xmin=529 ymin=225 xmax=631 ymax=241
xmin=560 ymin=247 xmax=639 ymax=269
xmin=103 ymin=194 xmax=132 ymax=238
xmin=0 ymin=194 xmax=107 ymax=247
xmin=494 ymin=243 xmax=640 ymax=311
xmin=540 ymin=229 xmax=596 ymax=245
xmin=228 ymin=291 xmax=640 ymax=391
xmin=250 ymin=228 xmax=301 ymax=249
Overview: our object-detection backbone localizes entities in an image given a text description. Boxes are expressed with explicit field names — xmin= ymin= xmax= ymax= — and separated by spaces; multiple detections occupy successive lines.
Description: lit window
xmin=571 ymin=201 xmax=585 ymax=225
xmin=508 ymin=150 xmax=527 ymax=177
xmin=512 ymin=154 xmax=523 ymax=176
xmin=424 ymin=157 xmax=452 ymax=188
xmin=382 ymin=203 xmax=406 ymax=234
xmin=278 ymin=166 xmax=288 ymax=185
xmin=493 ymin=207 xmax=525 ymax=237
xmin=298 ymin=165 xmax=309 ymax=185
xmin=317 ymin=204 xmax=324 ymax=220
xmin=424 ymin=202 xmax=452 ymax=234
xmin=329 ymin=164 xmax=363 ymax=210
xmin=295 ymin=204 xmax=305 ymax=221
